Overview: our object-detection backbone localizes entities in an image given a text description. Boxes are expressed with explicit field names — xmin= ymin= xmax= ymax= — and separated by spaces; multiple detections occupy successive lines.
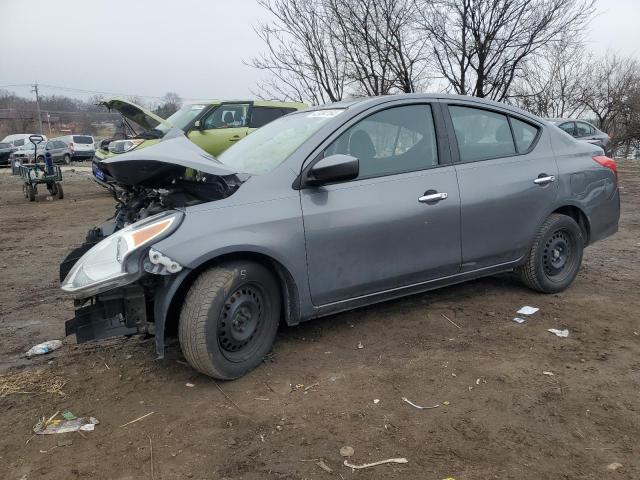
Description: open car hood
xmin=96 ymin=131 xmax=242 ymax=186
xmin=100 ymin=98 xmax=172 ymax=131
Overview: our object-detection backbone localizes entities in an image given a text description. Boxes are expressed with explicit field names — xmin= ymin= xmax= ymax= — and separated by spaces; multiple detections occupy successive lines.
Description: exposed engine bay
xmin=104 ymin=170 xmax=243 ymax=231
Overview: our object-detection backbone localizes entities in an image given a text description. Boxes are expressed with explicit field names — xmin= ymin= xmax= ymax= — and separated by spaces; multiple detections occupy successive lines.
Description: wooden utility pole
xmin=31 ymin=82 xmax=44 ymax=134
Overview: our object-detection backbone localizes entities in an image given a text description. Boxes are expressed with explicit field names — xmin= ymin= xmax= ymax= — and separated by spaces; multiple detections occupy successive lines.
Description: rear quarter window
xmin=510 ymin=118 xmax=539 ymax=152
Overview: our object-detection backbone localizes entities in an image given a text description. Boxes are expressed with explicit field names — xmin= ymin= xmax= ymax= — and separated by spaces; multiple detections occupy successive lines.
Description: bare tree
xmin=250 ymin=0 xmax=347 ymax=104
xmin=326 ymin=0 xmax=426 ymax=95
xmin=417 ymin=0 xmax=595 ymax=102
xmin=580 ymin=53 xmax=640 ymax=152
xmin=509 ymin=36 xmax=590 ymax=118
xmin=251 ymin=0 xmax=428 ymax=103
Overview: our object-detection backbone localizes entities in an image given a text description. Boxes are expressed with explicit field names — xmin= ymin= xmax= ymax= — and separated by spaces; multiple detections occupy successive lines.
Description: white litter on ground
xmin=548 ymin=328 xmax=569 ymax=338
xmin=512 ymin=317 xmax=526 ymax=324
xmin=517 ymin=306 xmax=539 ymax=315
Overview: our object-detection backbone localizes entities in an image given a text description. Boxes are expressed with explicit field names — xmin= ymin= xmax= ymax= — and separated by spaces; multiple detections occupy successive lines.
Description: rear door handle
xmin=418 ymin=192 xmax=448 ymax=203
xmin=534 ymin=175 xmax=556 ymax=185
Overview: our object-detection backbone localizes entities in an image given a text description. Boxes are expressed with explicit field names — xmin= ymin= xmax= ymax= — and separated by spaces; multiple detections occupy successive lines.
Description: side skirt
xmin=310 ymin=260 xmax=520 ymax=320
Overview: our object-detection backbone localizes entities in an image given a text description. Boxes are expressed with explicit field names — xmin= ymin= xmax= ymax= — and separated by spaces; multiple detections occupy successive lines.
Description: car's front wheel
xmin=178 ymin=261 xmax=281 ymax=379
xmin=517 ymin=213 xmax=584 ymax=293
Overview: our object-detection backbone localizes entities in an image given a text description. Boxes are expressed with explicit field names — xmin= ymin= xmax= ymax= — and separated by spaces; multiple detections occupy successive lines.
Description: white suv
xmin=57 ymin=135 xmax=95 ymax=160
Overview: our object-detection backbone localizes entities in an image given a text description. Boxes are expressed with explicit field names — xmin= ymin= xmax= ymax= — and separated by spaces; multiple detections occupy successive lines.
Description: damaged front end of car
xmin=60 ymin=134 xmax=248 ymax=356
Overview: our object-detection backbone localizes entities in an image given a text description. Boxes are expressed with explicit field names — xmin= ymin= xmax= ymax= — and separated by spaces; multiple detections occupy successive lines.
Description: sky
xmin=1 ymin=0 xmax=639 ymax=104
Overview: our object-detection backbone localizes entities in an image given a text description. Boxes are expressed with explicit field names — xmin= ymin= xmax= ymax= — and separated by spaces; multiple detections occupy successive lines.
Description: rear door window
xmin=250 ymin=107 xmax=294 ymax=128
xmin=510 ymin=117 xmax=539 ymax=153
xmin=324 ymin=104 xmax=438 ymax=179
xmin=575 ymin=122 xmax=593 ymax=137
xmin=558 ymin=122 xmax=576 ymax=136
xmin=449 ymin=106 xmax=516 ymax=162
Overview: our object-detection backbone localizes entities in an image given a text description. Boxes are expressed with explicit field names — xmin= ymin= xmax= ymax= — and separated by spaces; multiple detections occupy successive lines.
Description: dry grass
xmin=0 ymin=369 xmax=66 ymax=397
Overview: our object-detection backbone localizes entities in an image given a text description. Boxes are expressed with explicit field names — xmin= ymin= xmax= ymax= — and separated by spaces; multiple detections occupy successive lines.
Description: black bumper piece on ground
xmin=65 ymin=286 xmax=149 ymax=343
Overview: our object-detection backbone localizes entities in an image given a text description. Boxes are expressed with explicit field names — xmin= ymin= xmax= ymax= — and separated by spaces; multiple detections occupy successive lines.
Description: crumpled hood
xmin=96 ymin=132 xmax=242 ymax=186
xmin=100 ymin=98 xmax=172 ymax=131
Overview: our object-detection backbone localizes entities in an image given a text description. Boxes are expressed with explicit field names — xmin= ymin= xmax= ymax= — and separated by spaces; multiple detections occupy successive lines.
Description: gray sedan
xmin=547 ymin=118 xmax=610 ymax=154
xmin=61 ymin=94 xmax=620 ymax=379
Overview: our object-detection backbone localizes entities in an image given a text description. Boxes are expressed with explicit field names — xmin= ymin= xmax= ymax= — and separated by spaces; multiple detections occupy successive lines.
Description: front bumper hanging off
xmin=65 ymin=285 xmax=150 ymax=343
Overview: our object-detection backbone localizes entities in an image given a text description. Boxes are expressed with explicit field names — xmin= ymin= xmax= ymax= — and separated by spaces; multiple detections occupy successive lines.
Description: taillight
xmin=593 ymin=155 xmax=617 ymax=178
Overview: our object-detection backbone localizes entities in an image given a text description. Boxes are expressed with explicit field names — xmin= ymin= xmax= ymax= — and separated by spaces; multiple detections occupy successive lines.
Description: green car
xmin=95 ymin=98 xmax=307 ymax=163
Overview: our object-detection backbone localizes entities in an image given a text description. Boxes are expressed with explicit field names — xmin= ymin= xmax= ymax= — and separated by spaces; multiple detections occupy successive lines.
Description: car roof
xmin=184 ymin=100 xmax=307 ymax=109
xmin=306 ymin=93 xmax=540 ymax=121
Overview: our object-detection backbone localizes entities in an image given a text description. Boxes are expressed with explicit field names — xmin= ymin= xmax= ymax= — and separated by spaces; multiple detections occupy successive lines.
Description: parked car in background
xmin=547 ymin=118 xmax=610 ymax=154
xmin=1 ymin=133 xmax=48 ymax=146
xmin=0 ymin=142 xmax=14 ymax=166
xmin=37 ymin=139 xmax=73 ymax=164
xmin=54 ymin=135 xmax=95 ymax=160
xmin=11 ymin=141 xmax=46 ymax=163
xmin=92 ymin=98 xmax=306 ymax=183
xmin=62 ymin=94 xmax=619 ymax=380
xmin=2 ymin=134 xmax=49 ymax=161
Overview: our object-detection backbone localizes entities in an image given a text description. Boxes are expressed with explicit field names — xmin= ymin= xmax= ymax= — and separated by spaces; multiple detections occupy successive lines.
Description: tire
xmin=516 ymin=214 xmax=584 ymax=293
xmin=179 ymin=261 xmax=281 ymax=380
xmin=27 ymin=184 xmax=36 ymax=202
xmin=36 ymin=155 xmax=44 ymax=162
xmin=56 ymin=182 xmax=64 ymax=199
xmin=63 ymin=154 xmax=71 ymax=165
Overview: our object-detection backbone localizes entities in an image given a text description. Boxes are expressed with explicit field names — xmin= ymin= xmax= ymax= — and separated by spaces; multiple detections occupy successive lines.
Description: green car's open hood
xmin=100 ymin=98 xmax=173 ymax=131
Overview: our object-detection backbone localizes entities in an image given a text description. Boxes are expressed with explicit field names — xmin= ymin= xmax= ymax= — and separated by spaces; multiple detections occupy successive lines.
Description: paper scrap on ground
xmin=402 ymin=397 xmax=440 ymax=410
xmin=542 ymin=371 xmax=555 ymax=376
xmin=517 ymin=306 xmax=539 ymax=315
xmin=344 ymin=458 xmax=408 ymax=470
xmin=548 ymin=328 xmax=569 ymax=338
xmin=34 ymin=417 xmax=99 ymax=435
xmin=512 ymin=317 xmax=526 ymax=324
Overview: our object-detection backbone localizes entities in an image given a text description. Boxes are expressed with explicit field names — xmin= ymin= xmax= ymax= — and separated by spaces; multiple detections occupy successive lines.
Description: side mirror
xmin=194 ymin=120 xmax=202 ymax=130
xmin=306 ymin=154 xmax=359 ymax=186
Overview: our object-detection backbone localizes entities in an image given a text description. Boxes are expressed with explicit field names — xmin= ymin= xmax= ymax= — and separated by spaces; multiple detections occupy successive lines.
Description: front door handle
xmin=229 ymin=135 xmax=241 ymax=142
xmin=418 ymin=192 xmax=448 ymax=203
xmin=534 ymin=175 xmax=556 ymax=185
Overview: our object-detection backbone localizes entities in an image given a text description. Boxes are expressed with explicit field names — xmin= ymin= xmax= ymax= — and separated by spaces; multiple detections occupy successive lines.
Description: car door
xmin=188 ymin=103 xmax=250 ymax=156
xmin=446 ymin=103 xmax=558 ymax=270
xmin=300 ymin=102 xmax=462 ymax=306
xmin=51 ymin=141 xmax=64 ymax=161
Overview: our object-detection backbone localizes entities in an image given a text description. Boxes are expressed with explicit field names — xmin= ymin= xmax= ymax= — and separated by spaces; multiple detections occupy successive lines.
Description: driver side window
xmin=203 ymin=104 xmax=250 ymax=129
xmin=324 ymin=104 xmax=438 ymax=179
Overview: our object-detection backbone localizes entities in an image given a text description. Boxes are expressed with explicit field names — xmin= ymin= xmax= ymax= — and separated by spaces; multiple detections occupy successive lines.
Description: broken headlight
xmin=108 ymin=138 xmax=145 ymax=154
xmin=61 ymin=211 xmax=183 ymax=297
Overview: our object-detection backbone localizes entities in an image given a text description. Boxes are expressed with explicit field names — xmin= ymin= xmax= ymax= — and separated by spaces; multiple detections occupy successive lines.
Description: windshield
xmin=157 ymin=103 xmax=208 ymax=133
xmin=217 ymin=109 xmax=344 ymax=174
xmin=0 ymin=143 xmax=9 ymax=148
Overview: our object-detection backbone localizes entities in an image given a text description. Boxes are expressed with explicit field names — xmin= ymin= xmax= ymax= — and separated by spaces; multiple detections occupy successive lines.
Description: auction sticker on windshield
xmin=306 ymin=110 xmax=343 ymax=118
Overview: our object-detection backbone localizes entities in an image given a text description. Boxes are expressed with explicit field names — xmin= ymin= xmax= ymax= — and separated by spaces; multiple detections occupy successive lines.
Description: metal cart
xmin=19 ymin=135 xmax=64 ymax=202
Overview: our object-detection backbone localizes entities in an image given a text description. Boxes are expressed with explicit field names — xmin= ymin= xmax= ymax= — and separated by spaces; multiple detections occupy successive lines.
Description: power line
xmin=1 ymin=82 xmax=211 ymax=102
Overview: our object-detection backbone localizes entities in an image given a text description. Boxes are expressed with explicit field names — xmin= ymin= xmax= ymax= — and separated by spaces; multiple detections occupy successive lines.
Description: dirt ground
xmin=0 ymin=162 xmax=639 ymax=480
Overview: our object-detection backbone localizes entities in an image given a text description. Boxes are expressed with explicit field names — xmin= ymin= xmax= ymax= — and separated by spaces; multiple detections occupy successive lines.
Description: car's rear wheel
xmin=178 ymin=261 xmax=281 ymax=380
xmin=517 ymin=213 xmax=584 ymax=293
